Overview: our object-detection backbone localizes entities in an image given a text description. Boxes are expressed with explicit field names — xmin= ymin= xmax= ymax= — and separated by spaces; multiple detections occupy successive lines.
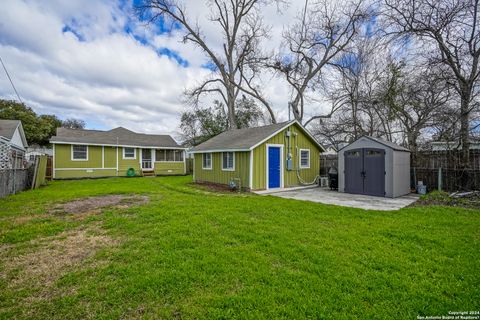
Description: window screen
xmin=166 ymin=150 xmax=174 ymax=161
xmin=174 ymin=150 xmax=184 ymax=162
xmin=203 ymin=153 xmax=212 ymax=169
xmin=155 ymin=149 xmax=166 ymax=161
xmin=222 ymin=152 xmax=234 ymax=170
xmin=300 ymin=149 xmax=310 ymax=168
xmin=72 ymin=145 xmax=87 ymax=160
xmin=124 ymin=147 xmax=135 ymax=159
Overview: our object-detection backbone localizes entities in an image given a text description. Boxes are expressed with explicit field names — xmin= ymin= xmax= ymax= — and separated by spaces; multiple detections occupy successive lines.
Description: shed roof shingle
xmin=50 ymin=127 xmax=181 ymax=148
xmin=365 ymin=136 xmax=410 ymax=152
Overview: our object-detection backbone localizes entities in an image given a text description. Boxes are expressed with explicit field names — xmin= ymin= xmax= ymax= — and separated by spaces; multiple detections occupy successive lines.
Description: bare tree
xmin=380 ymin=63 xmax=452 ymax=163
xmin=136 ymin=0 xmax=277 ymax=129
xmin=271 ymin=0 xmax=370 ymax=125
xmin=383 ymin=0 xmax=480 ymax=168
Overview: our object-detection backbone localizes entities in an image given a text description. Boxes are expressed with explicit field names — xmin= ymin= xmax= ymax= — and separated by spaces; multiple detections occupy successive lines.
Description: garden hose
xmin=126 ymin=167 xmax=135 ymax=177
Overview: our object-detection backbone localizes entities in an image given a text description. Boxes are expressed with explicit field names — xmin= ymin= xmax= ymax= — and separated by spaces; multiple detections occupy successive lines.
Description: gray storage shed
xmin=338 ymin=136 xmax=410 ymax=198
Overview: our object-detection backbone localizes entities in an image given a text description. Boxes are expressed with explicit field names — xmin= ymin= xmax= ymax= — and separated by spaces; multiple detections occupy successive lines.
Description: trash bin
xmin=328 ymin=167 xmax=338 ymax=190
xmin=417 ymin=184 xmax=427 ymax=195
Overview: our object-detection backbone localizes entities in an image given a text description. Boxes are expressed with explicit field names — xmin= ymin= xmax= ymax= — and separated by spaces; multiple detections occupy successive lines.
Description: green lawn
xmin=0 ymin=176 xmax=478 ymax=319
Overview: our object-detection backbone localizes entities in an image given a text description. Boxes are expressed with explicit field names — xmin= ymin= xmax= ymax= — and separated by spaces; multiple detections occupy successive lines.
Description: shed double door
xmin=345 ymin=148 xmax=385 ymax=197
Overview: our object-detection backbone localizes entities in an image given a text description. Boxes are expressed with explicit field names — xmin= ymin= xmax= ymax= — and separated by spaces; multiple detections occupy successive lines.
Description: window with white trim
xmin=202 ymin=153 xmax=212 ymax=169
xmin=222 ymin=152 xmax=234 ymax=170
xmin=72 ymin=145 xmax=87 ymax=160
xmin=123 ymin=147 xmax=136 ymax=159
xmin=300 ymin=149 xmax=310 ymax=168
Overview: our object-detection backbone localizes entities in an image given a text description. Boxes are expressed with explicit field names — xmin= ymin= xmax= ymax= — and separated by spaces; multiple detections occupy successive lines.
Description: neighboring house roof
xmin=50 ymin=127 xmax=183 ymax=148
xmin=428 ymin=141 xmax=480 ymax=151
xmin=190 ymin=120 xmax=325 ymax=153
xmin=340 ymin=136 xmax=410 ymax=152
xmin=0 ymin=119 xmax=28 ymax=150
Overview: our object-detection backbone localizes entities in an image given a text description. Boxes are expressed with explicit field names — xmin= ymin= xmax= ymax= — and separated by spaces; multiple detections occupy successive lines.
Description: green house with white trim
xmin=190 ymin=120 xmax=325 ymax=191
xmin=50 ymin=127 xmax=187 ymax=179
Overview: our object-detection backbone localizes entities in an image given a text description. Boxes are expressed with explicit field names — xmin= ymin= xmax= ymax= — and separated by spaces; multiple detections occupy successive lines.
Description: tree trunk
xmin=225 ymin=80 xmax=237 ymax=129
xmin=291 ymin=95 xmax=302 ymax=122
xmin=459 ymin=92 xmax=470 ymax=168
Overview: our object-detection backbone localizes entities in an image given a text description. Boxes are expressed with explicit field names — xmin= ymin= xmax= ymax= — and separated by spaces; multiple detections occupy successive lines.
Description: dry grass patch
xmin=50 ymin=194 xmax=149 ymax=218
xmin=1 ymin=226 xmax=118 ymax=303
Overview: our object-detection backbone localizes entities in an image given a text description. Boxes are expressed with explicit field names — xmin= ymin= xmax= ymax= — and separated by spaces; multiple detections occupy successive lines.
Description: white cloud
xmin=0 ymin=0 xmax=330 ymax=139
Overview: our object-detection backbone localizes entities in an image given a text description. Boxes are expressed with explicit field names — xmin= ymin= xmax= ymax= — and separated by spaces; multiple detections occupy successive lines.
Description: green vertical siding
xmin=154 ymin=162 xmax=185 ymax=175
xmin=54 ymin=144 xmax=103 ymax=168
xmin=252 ymin=123 xmax=321 ymax=190
xmin=55 ymin=169 xmax=117 ymax=179
xmin=117 ymin=147 xmax=141 ymax=176
xmin=104 ymin=146 xmax=116 ymax=168
xmin=194 ymin=152 xmax=250 ymax=189
xmin=54 ymin=144 xmax=185 ymax=179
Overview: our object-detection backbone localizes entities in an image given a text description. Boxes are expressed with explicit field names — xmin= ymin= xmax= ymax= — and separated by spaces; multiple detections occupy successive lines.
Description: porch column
xmin=152 ymin=148 xmax=155 ymax=169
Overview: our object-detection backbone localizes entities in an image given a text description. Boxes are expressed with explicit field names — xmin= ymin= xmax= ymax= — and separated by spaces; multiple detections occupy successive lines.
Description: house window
xmin=123 ymin=147 xmax=136 ymax=159
xmin=300 ymin=149 xmax=310 ymax=168
xmin=222 ymin=152 xmax=234 ymax=171
xmin=202 ymin=153 xmax=212 ymax=169
xmin=72 ymin=145 xmax=88 ymax=160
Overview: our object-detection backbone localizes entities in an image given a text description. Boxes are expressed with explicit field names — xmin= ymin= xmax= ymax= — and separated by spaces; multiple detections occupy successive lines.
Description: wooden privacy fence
xmin=0 ymin=168 xmax=32 ymax=198
xmin=186 ymin=158 xmax=193 ymax=174
xmin=0 ymin=155 xmax=48 ymax=198
xmin=32 ymin=155 xmax=48 ymax=189
xmin=412 ymin=168 xmax=480 ymax=192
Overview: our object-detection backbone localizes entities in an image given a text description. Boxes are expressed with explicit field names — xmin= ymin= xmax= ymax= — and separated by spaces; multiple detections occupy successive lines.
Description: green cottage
xmin=190 ymin=120 xmax=325 ymax=191
xmin=50 ymin=127 xmax=187 ymax=179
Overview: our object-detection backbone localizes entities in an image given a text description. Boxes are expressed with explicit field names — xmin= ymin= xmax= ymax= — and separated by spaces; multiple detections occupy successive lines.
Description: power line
xmin=0 ymin=55 xmax=23 ymax=104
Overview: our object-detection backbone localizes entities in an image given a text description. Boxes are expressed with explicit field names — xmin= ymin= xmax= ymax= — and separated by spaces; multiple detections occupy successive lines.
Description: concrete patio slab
xmin=260 ymin=187 xmax=419 ymax=211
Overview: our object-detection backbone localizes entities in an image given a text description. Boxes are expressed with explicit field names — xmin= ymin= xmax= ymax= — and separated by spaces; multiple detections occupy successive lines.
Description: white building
xmin=0 ymin=120 xmax=28 ymax=170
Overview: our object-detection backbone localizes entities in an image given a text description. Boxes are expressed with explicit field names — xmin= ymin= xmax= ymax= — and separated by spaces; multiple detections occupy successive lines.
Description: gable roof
xmin=0 ymin=119 xmax=28 ymax=148
xmin=50 ymin=127 xmax=183 ymax=149
xmin=190 ymin=120 xmax=325 ymax=153
xmin=340 ymin=136 xmax=410 ymax=152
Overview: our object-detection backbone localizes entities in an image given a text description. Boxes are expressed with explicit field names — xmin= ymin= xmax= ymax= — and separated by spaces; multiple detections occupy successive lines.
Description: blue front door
xmin=268 ymin=146 xmax=281 ymax=188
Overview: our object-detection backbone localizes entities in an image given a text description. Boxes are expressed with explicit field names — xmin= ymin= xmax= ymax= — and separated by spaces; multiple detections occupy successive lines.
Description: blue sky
xmin=0 ymin=0 xmax=314 ymax=137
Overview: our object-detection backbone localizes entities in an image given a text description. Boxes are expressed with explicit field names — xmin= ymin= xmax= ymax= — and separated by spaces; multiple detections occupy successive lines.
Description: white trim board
xmin=54 ymin=168 xmax=116 ymax=171
xmin=52 ymin=144 xmax=56 ymax=179
xmin=265 ymin=144 xmax=284 ymax=190
xmin=51 ymin=141 xmax=188 ymax=150
xmin=249 ymin=150 xmax=253 ymax=190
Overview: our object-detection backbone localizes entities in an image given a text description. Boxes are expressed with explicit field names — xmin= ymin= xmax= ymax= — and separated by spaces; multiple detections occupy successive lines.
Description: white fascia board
xmin=50 ymin=141 xmax=188 ymax=150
